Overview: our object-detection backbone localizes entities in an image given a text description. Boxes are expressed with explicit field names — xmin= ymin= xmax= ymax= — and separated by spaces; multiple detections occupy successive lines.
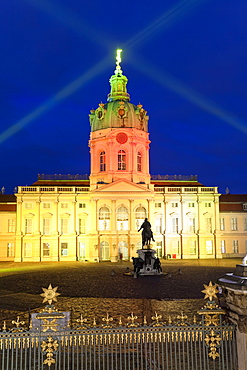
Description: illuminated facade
xmin=0 ymin=54 xmax=246 ymax=261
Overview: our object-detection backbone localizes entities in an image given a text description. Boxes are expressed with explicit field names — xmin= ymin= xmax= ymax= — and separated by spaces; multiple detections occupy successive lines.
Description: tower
xmin=89 ymin=50 xmax=151 ymax=189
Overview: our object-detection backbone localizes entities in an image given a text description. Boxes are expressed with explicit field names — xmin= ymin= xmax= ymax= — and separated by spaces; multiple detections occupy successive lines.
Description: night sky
xmin=1 ymin=0 xmax=247 ymax=194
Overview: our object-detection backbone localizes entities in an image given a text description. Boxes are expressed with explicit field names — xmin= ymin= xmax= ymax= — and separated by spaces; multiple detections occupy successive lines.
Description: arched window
xmin=100 ymin=241 xmax=110 ymax=260
xmin=118 ymin=150 xmax=126 ymax=170
xmin=98 ymin=206 xmax=110 ymax=230
xmin=135 ymin=206 xmax=146 ymax=229
xmin=117 ymin=206 xmax=129 ymax=230
xmin=137 ymin=151 xmax=142 ymax=172
xmin=100 ymin=151 xmax=106 ymax=172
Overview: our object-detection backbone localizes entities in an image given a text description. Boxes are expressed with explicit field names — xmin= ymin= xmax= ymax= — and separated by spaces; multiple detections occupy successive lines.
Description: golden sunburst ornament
xmin=40 ymin=284 xmax=60 ymax=305
xmin=201 ymin=281 xmax=218 ymax=301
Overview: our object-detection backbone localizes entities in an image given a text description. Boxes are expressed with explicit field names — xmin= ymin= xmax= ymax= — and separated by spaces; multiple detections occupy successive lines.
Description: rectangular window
xmin=79 ymin=218 xmax=86 ymax=234
xmin=190 ymin=240 xmax=196 ymax=255
xmin=155 ymin=241 xmax=162 ymax=258
xmin=8 ymin=219 xmax=15 ymax=233
xmin=24 ymin=243 xmax=32 ymax=257
xmin=243 ymin=203 xmax=247 ymax=211
xmin=43 ymin=243 xmax=50 ymax=257
xmin=43 ymin=203 xmax=51 ymax=208
xmin=24 ymin=203 xmax=33 ymax=209
xmin=61 ymin=203 xmax=68 ymax=208
xmin=188 ymin=203 xmax=195 ymax=207
xmin=172 ymin=240 xmax=179 ymax=255
xmin=25 ymin=219 xmax=32 ymax=234
xmin=61 ymin=243 xmax=68 ymax=256
xmin=221 ymin=240 xmax=226 ymax=254
xmin=220 ymin=218 xmax=225 ymax=231
xmin=244 ymin=218 xmax=247 ymax=231
xmin=172 ymin=218 xmax=179 ymax=233
xmin=43 ymin=219 xmax=51 ymax=235
xmin=188 ymin=218 xmax=195 ymax=233
xmin=206 ymin=240 xmax=213 ymax=255
xmin=232 ymin=240 xmax=239 ymax=253
xmin=172 ymin=203 xmax=178 ymax=208
xmin=231 ymin=218 xmax=238 ymax=231
xmin=7 ymin=243 xmax=14 ymax=257
xmin=155 ymin=203 xmax=162 ymax=208
xmin=61 ymin=219 xmax=68 ymax=235
xmin=205 ymin=218 xmax=212 ymax=233
xmin=79 ymin=203 xmax=86 ymax=208
xmin=205 ymin=203 xmax=211 ymax=208
xmin=245 ymin=240 xmax=247 ymax=253
xmin=79 ymin=242 xmax=86 ymax=259
xmin=155 ymin=217 xmax=162 ymax=234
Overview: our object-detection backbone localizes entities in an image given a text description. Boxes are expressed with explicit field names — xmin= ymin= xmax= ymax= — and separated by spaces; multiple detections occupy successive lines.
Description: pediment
xmin=93 ymin=179 xmax=152 ymax=193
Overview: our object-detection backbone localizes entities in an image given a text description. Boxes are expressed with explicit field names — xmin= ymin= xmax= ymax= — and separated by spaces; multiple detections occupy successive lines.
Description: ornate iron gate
xmin=0 ymin=282 xmax=238 ymax=369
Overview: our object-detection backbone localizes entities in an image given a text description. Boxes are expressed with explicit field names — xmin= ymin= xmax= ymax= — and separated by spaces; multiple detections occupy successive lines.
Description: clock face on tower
xmin=116 ymin=132 xmax=128 ymax=144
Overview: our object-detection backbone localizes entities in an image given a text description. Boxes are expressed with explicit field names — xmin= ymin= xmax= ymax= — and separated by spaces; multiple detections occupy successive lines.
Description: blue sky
xmin=1 ymin=0 xmax=247 ymax=193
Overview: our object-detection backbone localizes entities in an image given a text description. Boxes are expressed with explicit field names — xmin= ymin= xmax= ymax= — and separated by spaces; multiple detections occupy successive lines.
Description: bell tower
xmin=89 ymin=50 xmax=151 ymax=189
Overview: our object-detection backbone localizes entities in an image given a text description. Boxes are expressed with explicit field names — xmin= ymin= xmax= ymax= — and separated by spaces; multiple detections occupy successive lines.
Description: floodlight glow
xmin=132 ymin=57 xmax=247 ymax=135
xmin=0 ymin=56 xmax=111 ymax=144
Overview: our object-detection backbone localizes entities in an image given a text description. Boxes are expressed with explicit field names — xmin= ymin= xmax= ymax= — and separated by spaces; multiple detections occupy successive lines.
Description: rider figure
xmin=138 ymin=218 xmax=155 ymax=247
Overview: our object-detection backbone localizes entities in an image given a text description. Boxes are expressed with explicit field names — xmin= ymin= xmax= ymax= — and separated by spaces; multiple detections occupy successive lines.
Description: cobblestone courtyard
xmin=0 ymin=258 xmax=240 ymax=326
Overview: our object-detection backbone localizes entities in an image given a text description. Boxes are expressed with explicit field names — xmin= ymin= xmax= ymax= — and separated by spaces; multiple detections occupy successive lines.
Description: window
xmin=205 ymin=218 xmax=212 ymax=233
xmin=79 ymin=218 xmax=86 ymax=234
xmin=188 ymin=218 xmax=195 ymax=233
xmin=205 ymin=203 xmax=211 ymax=208
xmin=221 ymin=240 xmax=226 ymax=254
xmin=7 ymin=243 xmax=14 ymax=257
xmin=43 ymin=203 xmax=50 ymax=209
xmin=220 ymin=218 xmax=225 ymax=231
xmin=61 ymin=203 xmax=68 ymax=209
xmin=79 ymin=242 xmax=86 ymax=259
xmin=244 ymin=218 xmax=247 ymax=231
xmin=79 ymin=203 xmax=86 ymax=208
xmin=206 ymin=240 xmax=213 ymax=255
xmin=135 ymin=206 xmax=146 ymax=230
xmin=137 ymin=152 xmax=142 ymax=172
xmin=243 ymin=203 xmax=247 ymax=211
xmin=25 ymin=219 xmax=32 ymax=234
xmin=61 ymin=243 xmax=68 ymax=256
xmin=172 ymin=218 xmax=179 ymax=233
xmin=118 ymin=150 xmax=126 ymax=170
xmin=155 ymin=203 xmax=162 ymax=208
xmin=245 ymin=240 xmax=247 ymax=253
xmin=24 ymin=203 xmax=33 ymax=209
xmin=172 ymin=240 xmax=179 ymax=254
xmin=43 ymin=243 xmax=50 ymax=257
xmin=98 ymin=207 xmax=110 ymax=230
xmin=231 ymin=217 xmax=238 ymax=231
xmin=43 ymin=219 xmax=51 ymax=235
xmin=190 ymin=240 xmax=196 ymax=255
xmin=8 ymin=219 xmax=15 ymax=233
xmin=100 ymin=151 xmax=106 ymax=171
xmin=24 ymin=243 xmax=32 ymax=257
xmin=188 ymin=203 xmax=195 ymax=207
xmin=156 ymin=241 xmax=162 ymax=258
xmin=172 ymin=203 xmax=178 ymax=208
xmin=61 ymin=219 xmax=68 ymax=235
xmin=155 ymin=216 xmax=162 ymax=234
xmin=232 ymin=240 xmax=239 ymax=254
xmin=117 ymin=206 xmax=129 ymax=230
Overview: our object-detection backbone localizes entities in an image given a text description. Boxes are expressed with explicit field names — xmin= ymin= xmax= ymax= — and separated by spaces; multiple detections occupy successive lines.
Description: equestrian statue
xmin=138 ymin=218 xmax=155 ymax=248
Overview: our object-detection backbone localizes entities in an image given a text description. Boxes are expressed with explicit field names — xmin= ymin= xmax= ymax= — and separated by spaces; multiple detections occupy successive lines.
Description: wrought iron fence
xmin=0 ymin=283 xmax=238 ymax=370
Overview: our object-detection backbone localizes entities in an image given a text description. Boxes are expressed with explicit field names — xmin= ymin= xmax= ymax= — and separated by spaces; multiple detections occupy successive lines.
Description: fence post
xmin=217 ymin=261 xmax=247 ymax=370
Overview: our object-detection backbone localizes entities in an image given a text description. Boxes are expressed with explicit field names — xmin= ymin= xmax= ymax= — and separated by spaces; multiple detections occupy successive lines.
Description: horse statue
xmin=138 ymin=218 xmax=155 ymax=248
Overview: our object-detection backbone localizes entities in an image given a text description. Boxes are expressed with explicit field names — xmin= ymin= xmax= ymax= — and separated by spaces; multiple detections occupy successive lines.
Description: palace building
xmin=0 ymin=53 xmax=247 ymax=262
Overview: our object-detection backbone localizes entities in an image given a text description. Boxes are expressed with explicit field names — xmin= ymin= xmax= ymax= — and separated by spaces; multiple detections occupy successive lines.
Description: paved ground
xmin=0 ymin=258 xmax=239 ymax=310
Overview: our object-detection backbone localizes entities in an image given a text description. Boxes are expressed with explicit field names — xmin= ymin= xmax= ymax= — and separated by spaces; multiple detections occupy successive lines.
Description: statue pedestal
xmin=136 ymin=248 xmax=162 ymax=276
